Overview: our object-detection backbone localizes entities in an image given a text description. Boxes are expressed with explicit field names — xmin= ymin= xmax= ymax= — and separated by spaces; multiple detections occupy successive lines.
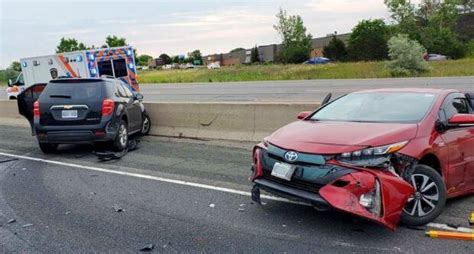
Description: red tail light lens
xmin=102 ymin=99 xmax=115 ymax=117
xmin=33 ymin=101 xmax=40 ymax=118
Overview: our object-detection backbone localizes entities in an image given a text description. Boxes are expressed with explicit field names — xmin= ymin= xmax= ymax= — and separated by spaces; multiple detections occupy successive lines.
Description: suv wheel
xmin=113 ymin=120 xmax=128 ymax=151
xmin=141 ymin=113 xmax=151 ymax=135
xmin=39 ymin=143 xmax=58 ymax=153
xmin=401 ymin=165 xmax=447 ymax=226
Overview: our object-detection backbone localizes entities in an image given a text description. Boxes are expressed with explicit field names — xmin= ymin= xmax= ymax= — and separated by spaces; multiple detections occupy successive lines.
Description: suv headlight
xmin=339 ymin=141 xmax=408 ymax=159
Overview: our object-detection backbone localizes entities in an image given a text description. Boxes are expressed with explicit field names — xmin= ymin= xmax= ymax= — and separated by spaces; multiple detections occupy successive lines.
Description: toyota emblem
xmin=284 ymin=151 xmax=298 ymax=162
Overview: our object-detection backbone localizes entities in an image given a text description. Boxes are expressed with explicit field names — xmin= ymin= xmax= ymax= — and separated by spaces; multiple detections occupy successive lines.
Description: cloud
xmin=306 ymin=0 xmax=387 ymax=13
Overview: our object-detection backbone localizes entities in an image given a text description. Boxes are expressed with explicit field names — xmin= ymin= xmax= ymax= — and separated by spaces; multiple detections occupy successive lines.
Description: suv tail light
xmin=102 ymin=99 xmax=115 ymax=117
xmin=33 ymin=101 xmax=40 ymax=118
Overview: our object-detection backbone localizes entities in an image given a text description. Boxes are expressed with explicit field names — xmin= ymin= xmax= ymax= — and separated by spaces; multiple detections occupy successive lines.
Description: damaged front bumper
xmin=250 ymin=145 xmax=415 ymax=230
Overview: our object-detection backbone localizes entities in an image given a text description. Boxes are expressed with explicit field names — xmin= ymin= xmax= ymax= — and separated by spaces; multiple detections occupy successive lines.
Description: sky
xmin=0 ymin=0 xmax=399 ymax=69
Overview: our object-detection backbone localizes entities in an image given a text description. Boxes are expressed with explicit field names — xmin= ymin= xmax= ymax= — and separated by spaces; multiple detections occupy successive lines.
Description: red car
xmin=250 ymin=88 xmax=474 ymax=230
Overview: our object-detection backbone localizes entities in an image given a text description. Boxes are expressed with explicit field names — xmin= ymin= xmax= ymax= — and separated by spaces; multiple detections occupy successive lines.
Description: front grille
xmin=262 ymin=169 xmax=324 ymax=193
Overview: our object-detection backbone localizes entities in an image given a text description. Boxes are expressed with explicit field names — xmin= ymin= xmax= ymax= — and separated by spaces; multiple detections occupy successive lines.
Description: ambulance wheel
xmin=401 ymin=165 xmax=446 ymax=226
xmin=39 ymin=143 xmax=58 ymax=154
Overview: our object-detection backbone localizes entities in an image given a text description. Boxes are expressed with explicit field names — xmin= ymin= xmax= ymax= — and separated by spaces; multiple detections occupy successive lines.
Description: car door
xmin=439 ymin=93 xmax=474 ymax=194
xmin=115 ymin=81 xmax=140 ymax=131
xmin=17 ymin=83 xmax=47 ymax=135
xmin=120 ymin=82 xmax=142 ymax=132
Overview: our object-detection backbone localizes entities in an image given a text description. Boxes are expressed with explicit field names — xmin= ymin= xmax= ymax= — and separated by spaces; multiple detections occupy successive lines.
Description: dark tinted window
xmin=113 ymin=59 xmax=128 ymax=77
xmin=445 ymin=97 xmax=470 ymax=118
xmin=98 ymin=61 xmax=113 ymax=76
xmin=310 ymin=92 xmax=437 ymax=123
xmin=41 ymin=82 xmax=103 ymax=100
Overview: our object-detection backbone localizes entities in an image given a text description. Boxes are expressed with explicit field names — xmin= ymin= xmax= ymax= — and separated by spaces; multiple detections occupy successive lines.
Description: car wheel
xmin=401 ymin=164 xmax=447 ymax=226
xmin=39 ymin=143 xmax=58 ymax=153
xmin=141 ymin=113 xmax=151 ymax=135
xmin=113 ymin=120 xmax=128 ymax=151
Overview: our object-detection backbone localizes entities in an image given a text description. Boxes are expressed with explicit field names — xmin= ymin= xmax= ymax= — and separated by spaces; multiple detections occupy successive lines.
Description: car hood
xmin=268 ymin=120 xmax=418 ymax=154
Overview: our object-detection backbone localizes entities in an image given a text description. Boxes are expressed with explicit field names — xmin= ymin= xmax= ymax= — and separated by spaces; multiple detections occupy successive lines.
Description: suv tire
xmin=401 ymin=165 xmax=447 ymax=226
xmin=141 ymin=112 xmax=151 ymax=136
xmin=39 ymin=143 xmax=58 ymax=153
xmin=113 ymin=120 xmax=128 ymax=151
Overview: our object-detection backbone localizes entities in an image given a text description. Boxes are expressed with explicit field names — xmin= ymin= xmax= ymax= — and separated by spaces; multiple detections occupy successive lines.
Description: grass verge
xmin=138 ymin=58 xmax=474 ymax=84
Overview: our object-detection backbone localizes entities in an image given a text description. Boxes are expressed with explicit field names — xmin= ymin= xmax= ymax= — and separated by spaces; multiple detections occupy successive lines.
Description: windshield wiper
xmin=49 ymin=95 xmax=71 ymax=99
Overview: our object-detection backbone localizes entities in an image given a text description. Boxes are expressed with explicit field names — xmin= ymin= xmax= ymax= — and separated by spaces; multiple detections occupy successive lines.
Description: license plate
xmin=61 ymin=110 xmax=78 ymax=119
xmin=271 ymin=162 xmax=296 ymax=181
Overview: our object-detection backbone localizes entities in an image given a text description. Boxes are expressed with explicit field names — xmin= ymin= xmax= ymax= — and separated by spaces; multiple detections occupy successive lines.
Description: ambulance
xmin=6 ymin=46 xmax=139 ymax=99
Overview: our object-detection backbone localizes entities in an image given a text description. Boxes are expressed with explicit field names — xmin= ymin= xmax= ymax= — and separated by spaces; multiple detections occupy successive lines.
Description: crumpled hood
xmin=268 ymin=120 xmax=418 ymax=154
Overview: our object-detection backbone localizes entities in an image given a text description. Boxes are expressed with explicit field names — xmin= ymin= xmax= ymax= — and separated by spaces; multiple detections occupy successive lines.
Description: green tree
xmin=467 ymin=40 xmax=474 ymax=58
xmin=105 ymin=35 xmax=127 ymax=47
xmin=423 ymin=27 xmax=465 ymax=58
xmin=348 ymin=19 xmax=390 ymax=61
xmin=274 ymin=9 xmax=313 ymax=63
xmin=251 ymin=45 xmax=260 ymax=63
xmin=136 ymin=55 xmax=153 ymax=67
xmin=171 ymin=55 xmax=181 ymax=64
xmin=384 ymin=0 xmax=420 ymax=40
xmin=187 ymin=50 xmax=203 ymax=65
xmin=10 ymin=61 xmax=21 ymax=72
xmin=56 ymin=37 xmax=88 ymax=53
xmin=387 ymin=34 xmax=429 ymax=76
xmin=159 ymin=54 xmax=172 ymax=65
xmin=323 ymin=35 xmax=348 ymax=61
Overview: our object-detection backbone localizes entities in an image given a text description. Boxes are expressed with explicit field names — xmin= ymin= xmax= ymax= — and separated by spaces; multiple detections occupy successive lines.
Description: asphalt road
xmin=0 ymin=126 xmax=473 ymax=253
xmin=2 ymin=77 xmax=474 ymax=102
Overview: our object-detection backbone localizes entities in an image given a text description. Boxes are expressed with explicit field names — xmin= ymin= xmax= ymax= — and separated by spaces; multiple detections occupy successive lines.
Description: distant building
xmin=148 ymin=58 xmax=164 ymax=69
xmin=203 ymin=33 xmax=351 ymax=66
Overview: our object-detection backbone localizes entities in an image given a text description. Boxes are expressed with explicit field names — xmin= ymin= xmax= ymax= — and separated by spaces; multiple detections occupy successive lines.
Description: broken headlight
xmin=337 ymin=141 xmax=409 ymax=168
xmin=359 ymin=179 xmax=382 ymax=217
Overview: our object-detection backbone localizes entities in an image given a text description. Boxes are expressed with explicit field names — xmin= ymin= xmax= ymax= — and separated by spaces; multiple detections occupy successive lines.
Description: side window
xmin=31 ymin=85 xmax=45 ymax=100
xmin=444 ymin=96 xmax=470 ymax=119
xmin=115 ymin=82 xmax=127 ymax=98
xmin=113 ymin=59 xmax=128 ymax=77
xmin=120 ymin=83 xmax=133 ymax=97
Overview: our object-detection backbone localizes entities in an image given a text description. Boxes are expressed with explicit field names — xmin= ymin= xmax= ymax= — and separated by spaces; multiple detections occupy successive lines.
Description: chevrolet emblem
xmin=63 ymin=105 xmax=73 ymax=109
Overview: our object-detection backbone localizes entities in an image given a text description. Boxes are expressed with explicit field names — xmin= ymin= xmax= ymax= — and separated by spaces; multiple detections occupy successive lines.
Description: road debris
xmin=425 ymin=230 xmax=474 ymax=241
xmin=113 ymin=204 xmax=124 ymax=212
xmin=0 ymin=158 xmax=18 ymax=164
xmin=22 ymin=224 xmax=33 ymax=228
xmin=139 ymin=243 xmax=154 ymax=252
xmin=469 ymin=211 xmax=474 ymax=226
xmin=209 ymin=204 xmax=215 ymax=208
xmin=7 ymin=219 xmax=16 ymax=224
xmin=238 ymin=208 xmax=245 ymax=212
xmin=65 ymin=211 xmax=71 ymax=215
xmin=95 ymin=138 xmax=140 ymax=161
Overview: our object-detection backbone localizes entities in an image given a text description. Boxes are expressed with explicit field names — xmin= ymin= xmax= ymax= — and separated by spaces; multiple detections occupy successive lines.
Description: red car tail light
xmin=33 ymin=101 xmax=40 ymax=118
xmin=102 ymin=99 xmax=115 ymax=117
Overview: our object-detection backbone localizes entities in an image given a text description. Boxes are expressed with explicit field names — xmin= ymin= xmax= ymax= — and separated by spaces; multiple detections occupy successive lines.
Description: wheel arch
xmin=418 ymin=153 xmax=442 ymax=176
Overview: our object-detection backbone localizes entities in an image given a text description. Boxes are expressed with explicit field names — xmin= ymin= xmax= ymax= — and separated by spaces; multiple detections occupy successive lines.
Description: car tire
xmin=113 ymin=120 xmax=128 ymax=151
xmin=401 ymin=164 xmax=447 ymax=226
xmin=141 ymin=113 xmax=151 ymax=136
xmin=39 ymin=143 xmax=58 ymax=153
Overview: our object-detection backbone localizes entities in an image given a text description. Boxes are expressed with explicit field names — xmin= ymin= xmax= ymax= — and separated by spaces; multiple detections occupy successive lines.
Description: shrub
xmin=323 ymin=35 xmax=348 ymax=61
xmin=387 ymin=34 xmax=429 ymax=76
xmin=467 ymin=40 xmax=474 ymax=58
xmin=347 ymin=19 xmax=390 ymax=61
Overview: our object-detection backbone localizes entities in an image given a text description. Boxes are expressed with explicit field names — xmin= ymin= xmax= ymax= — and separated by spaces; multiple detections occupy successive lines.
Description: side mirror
xmin=448 ymin=114 xmax=474 ymax=126
xmin=8 ymin=79 xmax=13 ymax=87
xmin=297 ymin=111 xmax=312 ymax=120
xmin=134 ymin=93 xmax=144 ymax=101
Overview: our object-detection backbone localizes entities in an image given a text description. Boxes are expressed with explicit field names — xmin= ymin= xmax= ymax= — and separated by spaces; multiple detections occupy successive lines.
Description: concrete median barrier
xmin=0 ymin=100 xmax=319 ymax=142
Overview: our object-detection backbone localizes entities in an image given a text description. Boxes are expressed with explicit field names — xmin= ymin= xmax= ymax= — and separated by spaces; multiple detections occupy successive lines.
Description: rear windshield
xmin=41 ymin=82 xmax=103 ymax=100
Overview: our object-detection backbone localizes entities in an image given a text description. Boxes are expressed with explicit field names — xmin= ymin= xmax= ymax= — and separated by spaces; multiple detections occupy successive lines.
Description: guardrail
xmin=0 ymin=100 xmax=319 ymax=142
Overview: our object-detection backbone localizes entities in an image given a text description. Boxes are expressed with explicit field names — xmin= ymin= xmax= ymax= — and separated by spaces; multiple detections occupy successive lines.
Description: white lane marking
xmin=0 ymin=152 xmax=308 ymax=206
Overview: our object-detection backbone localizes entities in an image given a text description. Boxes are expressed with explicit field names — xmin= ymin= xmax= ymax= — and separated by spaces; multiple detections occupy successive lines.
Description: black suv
xmin=17 ymin=77 xmax=151 ymax=153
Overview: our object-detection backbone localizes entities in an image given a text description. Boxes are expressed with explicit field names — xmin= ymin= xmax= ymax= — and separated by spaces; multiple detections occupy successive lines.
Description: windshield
xmin=310 ymin=92 xmax=437 ymax=123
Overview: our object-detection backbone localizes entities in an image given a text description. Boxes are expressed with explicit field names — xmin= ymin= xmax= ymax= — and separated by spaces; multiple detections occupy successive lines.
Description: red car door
xmin=439 ymin=93 xmax=474 ymax=196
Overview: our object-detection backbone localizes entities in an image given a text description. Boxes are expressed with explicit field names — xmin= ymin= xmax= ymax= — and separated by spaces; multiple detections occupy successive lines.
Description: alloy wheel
xmin=403 ymin=173 xmax=440 ymax=217
xmin=142 ymin=117 xmax=150 ymax=134
xmin=119 ymin=124 xmax=128 ymax=148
